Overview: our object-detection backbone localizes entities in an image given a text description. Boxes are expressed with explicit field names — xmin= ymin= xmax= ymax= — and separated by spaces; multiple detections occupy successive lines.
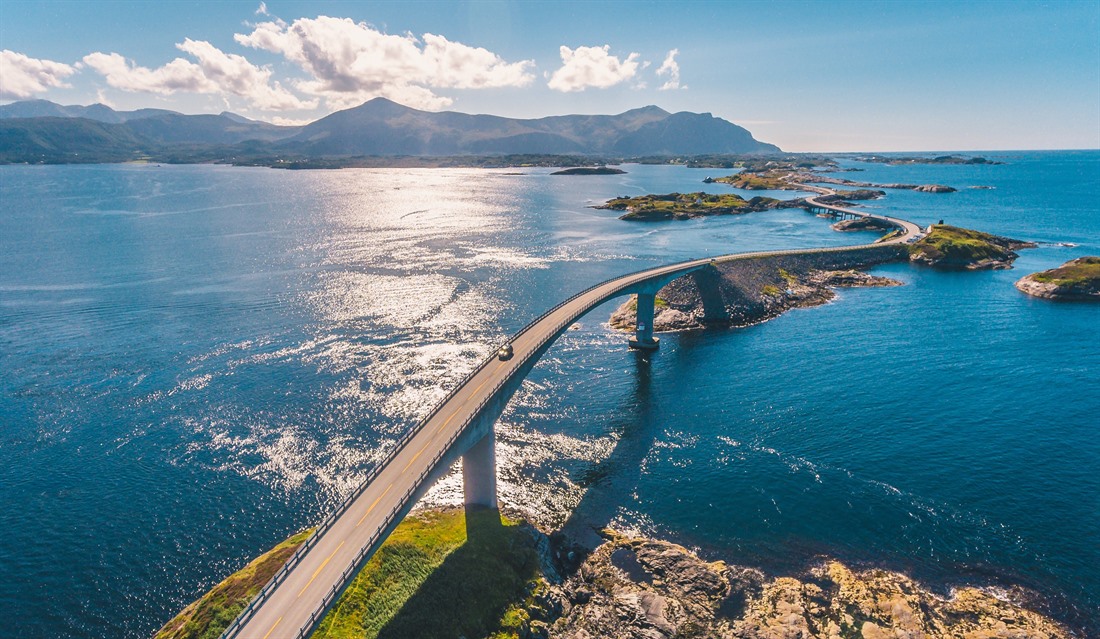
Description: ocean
xmin=0 ymin=151 xmax=1096 ymax=637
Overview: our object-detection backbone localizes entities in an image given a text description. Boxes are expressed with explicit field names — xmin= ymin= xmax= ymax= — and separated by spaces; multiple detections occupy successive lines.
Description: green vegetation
xmin=156 ymin=509 xmax=546 ymax=639
xmin=623 ymin=296 xmax=670 ymax=311
xmin=601 ymin=191 xmax=787 ymax=221
xmin=908 ymin=225 xmax=1027 ymax=267
xmin=761 ymin=285 xmax=782 ymax=296
xmin=708 ymin=171 xmax=797 ymax=191
xmin=311 ymin=508 xmax=542 ymax=639
xmin=1029 ymin=256 xmax=1100 ymax=286
xmin=155 ymin=529 xmax=314 ymax=639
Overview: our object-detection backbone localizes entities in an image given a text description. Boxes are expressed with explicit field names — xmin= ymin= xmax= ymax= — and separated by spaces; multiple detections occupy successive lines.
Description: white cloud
xmin=255 ymin=2 xmax=268 ymax=16
xmin=82 ymin=52 xmax=215 ymax=94
xmin=235 ymin=16 xmax=535 ymax=110
xmin=82 ymin=41 xmax=315 ymax=111
xmin=175 ymin=39 xmax=314 ymax=110
xmin=269 ymin=115 xmax=312 ymax=126
xmin=547 ymin=45 xmax=639 ymax=92
xmin=0 ymin=50 xmax=77 ymax=99
xmin=656 ymin=48 xmax=684 ymax=91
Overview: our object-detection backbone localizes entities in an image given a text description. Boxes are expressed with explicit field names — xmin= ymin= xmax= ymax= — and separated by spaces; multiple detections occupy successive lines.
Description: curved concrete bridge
xmin=223 ymin=191 xmax=920 ymax=639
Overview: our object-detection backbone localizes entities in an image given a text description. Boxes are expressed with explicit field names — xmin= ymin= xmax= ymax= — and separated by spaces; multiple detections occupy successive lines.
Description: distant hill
xmin=0 ymin=99 xmax=179 ymax=123
xmin=0 ymin=98 xmax=780 ymax=163
xmin=282 ymin=98 xmax=779 ymax=156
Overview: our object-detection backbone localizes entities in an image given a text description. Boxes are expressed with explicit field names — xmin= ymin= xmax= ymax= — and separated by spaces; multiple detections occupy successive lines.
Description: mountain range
xmin=0 ymin=98 xmax=780 ymax=163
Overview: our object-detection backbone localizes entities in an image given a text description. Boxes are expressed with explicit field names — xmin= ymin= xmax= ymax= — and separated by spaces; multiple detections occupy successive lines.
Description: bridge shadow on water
xmin=555 ymin=347 xmax=663 ymax=554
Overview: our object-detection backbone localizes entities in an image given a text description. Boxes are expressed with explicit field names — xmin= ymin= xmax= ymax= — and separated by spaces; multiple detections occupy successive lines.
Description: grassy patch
xmin=602 ymin=192 xmax=782 ymax=221
xmin=155 ymin=528 xmax=314 ymax=639
xmin=711 ymin=171 xmax=794 ymax=190
xmin=908 ymin=225 xmax=1017 ymax=264
xmin=311 ymin=508 xmax=542 ymax=639
xmin=1030 ymin=256 xmax=1100 ymax=286
xmin=762 ymin=285 xmax=782 ymax=296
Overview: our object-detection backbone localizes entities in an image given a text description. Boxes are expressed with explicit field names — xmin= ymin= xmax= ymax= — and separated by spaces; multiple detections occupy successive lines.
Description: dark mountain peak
xmin=219 ymin=111 xmax=256 ymax=124
xmin=354 ymin=97 xmax=418 ymax=115
xmin=622 ymin=105 xmax=671 ymax=117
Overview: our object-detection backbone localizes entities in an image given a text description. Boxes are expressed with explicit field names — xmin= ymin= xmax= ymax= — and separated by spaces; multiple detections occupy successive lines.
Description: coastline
xmin=159 ymin=506 xmax=1075 ymax=639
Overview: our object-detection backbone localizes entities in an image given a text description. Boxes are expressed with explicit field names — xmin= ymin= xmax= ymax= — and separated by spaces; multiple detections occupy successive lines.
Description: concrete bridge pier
xmin=462 ymin=431 xmax=497 ymax=509
xmin=629 ymin=292 xmax=660 ymax=350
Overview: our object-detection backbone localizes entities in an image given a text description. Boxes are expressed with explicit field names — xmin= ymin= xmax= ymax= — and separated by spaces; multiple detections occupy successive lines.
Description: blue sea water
xmin=0 ymin=153 xmax=1097 ymax=637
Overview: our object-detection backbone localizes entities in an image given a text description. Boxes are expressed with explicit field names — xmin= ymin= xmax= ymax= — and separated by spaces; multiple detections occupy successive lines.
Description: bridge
xmin=222 ymin=188 xmax=921 ymax=639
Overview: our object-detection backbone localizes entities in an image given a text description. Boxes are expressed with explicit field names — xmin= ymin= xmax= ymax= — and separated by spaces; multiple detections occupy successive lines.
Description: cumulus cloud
xmin=547 ymin=45 xmax=639 ymax=92
xmin=0 ymin=50 xmax=77 ymax=99
xmin=82 ymin=40 xmax=314 ymax=111
xmin=656 ymin=48 xmax=684 ymax=91
xmin=175 ymin=39 xmax=314 ymax=110
xmin=235 ymin=16 xmax=534 ymax=110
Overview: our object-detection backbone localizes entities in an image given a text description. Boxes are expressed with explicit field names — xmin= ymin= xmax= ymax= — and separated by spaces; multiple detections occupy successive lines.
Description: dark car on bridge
xmin=498 ymin=344 xmax=513 ymax=361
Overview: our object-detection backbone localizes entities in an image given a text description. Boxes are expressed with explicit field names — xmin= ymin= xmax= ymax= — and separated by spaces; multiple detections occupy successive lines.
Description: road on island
xmin=224 ymin=187 xmax=921 ymax=639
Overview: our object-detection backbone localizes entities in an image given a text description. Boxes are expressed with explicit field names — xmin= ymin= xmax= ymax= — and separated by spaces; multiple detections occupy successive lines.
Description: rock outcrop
xmin=787 ymin=171 xmax=958 ymax=193
xmin=597 ymin=192 xmax=802 ymax=221
xmin=832 ymin=216 xmax=895 ymax=232
xmin=908 ymin=225 xmax=1036 ymax=270
xmin=1015 ymin=256 xmax=1100 ymax=300
xmin=547 ymin=532 xmax=1070 ymax=639
xmin=608 ymin=248 xmax=905 ymax=333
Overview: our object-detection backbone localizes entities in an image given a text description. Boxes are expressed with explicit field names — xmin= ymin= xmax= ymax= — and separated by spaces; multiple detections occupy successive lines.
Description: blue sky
xmin=1 ymin=0 xmax=1097 ymax=151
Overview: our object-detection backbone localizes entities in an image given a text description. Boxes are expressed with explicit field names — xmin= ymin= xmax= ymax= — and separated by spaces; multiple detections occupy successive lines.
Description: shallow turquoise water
xmin=0 ymin=153 xmax=1097 ymax=636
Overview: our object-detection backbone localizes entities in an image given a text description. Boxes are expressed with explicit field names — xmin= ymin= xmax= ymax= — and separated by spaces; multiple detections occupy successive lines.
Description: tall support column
xmin=462 ymin=431 xmax=497 ymax=509
xmin=629 ymin=292 xmax=660 ymax=350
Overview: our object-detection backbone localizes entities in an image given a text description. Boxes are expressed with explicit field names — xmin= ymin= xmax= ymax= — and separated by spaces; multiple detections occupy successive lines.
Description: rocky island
xmin=702 ymin=164 xmax=957 ymax=194
xmin=550 ymin=166 xmax=627 ymax=175
xmin=852 ymin=154 xmax=1002 ymax=166
xmin=907 ymin=225 xmax=1036 ymax=270
xmin=596 ymin=192 xmax=800 ymax=221
xmin=1015 ymin=256 xmax=1100 ymax=300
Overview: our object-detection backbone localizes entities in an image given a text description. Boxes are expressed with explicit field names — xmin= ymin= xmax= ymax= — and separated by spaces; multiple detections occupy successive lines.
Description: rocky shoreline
xmin=538 ymin=531 xmax=1070 ymax=639
xmin=907 ymin=225 xmax=1036 ymax=270
xmin=159 ymin=506 xmax=1076 ymax=639
xmin=1015 ymin=257 xmax=1100 ymax=301
xmin=608 ymin=245 xmax=906 ymax=335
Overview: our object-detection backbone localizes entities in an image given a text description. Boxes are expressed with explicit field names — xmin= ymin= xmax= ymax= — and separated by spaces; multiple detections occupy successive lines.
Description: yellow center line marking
xmin=298 ymin=540 xmax=345 ymax=598
xmin=403 ymin=440 xmax=432 ymax=471
xmin=357 ymin=484 xmax=393 ymax=526
xmin=261 ymin=617 xmax=282 ymax=639
xmin=436 ymin=411 xmax=460 ymax=434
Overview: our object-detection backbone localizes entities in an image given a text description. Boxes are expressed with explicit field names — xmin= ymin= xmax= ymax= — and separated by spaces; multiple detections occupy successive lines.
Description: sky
xmin=1 ymin=0 xmax=1098 ymax=152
